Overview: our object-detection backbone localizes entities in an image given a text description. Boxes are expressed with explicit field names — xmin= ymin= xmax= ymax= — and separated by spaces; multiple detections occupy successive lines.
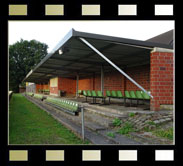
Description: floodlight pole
xmin=80 ymin=37 xmax=153 ymax=99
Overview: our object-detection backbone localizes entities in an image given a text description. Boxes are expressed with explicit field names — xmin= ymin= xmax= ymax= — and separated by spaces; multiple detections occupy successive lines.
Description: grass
xmin=128 ymin=112 xmax=135 ymax=117
xmin=9 ymin=94 xmax=89 ymax=144
xmin=117 ymin=122 xmax=135 ymax=135
xmin=152 ymin=128 xmax=173 ymax=140
xmin=112 ymin=118 xmax=122 ymax=127
xmin=106 ymin=132 xmax=115 ymax=138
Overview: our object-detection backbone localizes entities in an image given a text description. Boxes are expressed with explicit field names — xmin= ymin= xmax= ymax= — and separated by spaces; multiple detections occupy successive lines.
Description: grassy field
xmin=9 ymin=94 xmax=89 ymax=144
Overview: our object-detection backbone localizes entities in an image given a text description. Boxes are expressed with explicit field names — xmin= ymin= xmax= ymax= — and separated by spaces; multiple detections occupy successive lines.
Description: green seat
xmin=34 ymin=94 xmax=43 ymax=100
xmin=83 ymin=90 xmax=88 ymax=102
xmin=91 ymin=90 xmax=97 ymax=97
xmin=45 ymin=97 xmax=79 ymax=115
xmin=91 ymin=90 xmax=97 ymax=103
xmin=116 ymin=91 xmax=123 ymax=98
xmin=78 ymin=90 xmax=82 ymax=94
xmin=125 ymin=91 xmax=131 ymax=98
xmin=97 ymin=91 xmax=105 ymax=104
xmin=130 ymin=91 xmax=136 ymax=99
xmin=111 ymin=90 xmax=117 ymax=98
xmin=124 ymin=90 xmax=132 ymax=107
xmin=142 ymin=91 xmax=151 ymax=100
xmin=78 ymin=90 xmax=82 ymax=97
xmin=106 ymin=90 xmax=111 ymax=104
xmin=136 ymin=91 xmax=144 ymax=100
xmin=130 ymin=90 xmax=139 ymax=106
xmin=106 ymin=90 xmax=111 ymax=97
xmin=83 ymin=90 xmax=87 ymax=96
xmin=87 ymin=90 xmax=92 ymax=97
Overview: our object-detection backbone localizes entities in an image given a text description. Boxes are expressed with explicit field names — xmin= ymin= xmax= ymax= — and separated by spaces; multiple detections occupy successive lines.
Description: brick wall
xmin=50 ymin=87 xmax=59 ymax=96
xmin=78 ymin=77 xmax=94 ymax=90
xmin=150 ymin=52 xmax=174 ymax=111
xmin=36 ymin=84 xmax=43 ymax=93
xmin=43 ymin=84 xmax=49 ymax=90
xmin=35 ymin=83 xmax=50 ymax=93
xmin=78 ymin=65 xmax=150 ymax=96
xmin=58 ymin=77 xmax=76 ymax=95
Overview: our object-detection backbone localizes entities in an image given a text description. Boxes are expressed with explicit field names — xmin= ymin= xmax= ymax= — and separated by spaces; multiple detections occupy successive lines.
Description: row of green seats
xmin=45 ymin=97 xmax=79 ymax=115
xmin=38 ymin=89 xmax=50 ymax=93
xmin=83 ymin=90 xmax=105 ymax=104
xmin=34 ymin=94 xmax=44 ymax=100
xmin=26 ymin=92 xmax=34 ymax=97
xmin=106 ymin=90 xmax=150 ymax=99
xmin=106 ymin=90 xmax=150 ymax=105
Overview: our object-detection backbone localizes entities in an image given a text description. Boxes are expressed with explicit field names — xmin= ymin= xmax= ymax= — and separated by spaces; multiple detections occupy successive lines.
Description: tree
xmin=9 ymin=39 xmax=48 ymax=92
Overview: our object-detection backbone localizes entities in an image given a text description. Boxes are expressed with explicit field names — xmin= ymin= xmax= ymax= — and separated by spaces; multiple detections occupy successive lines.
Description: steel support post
xmin=81 ymin=105 xmax=85 ymax=140
xmin=101 ymin=65 xmax=104 ymax=95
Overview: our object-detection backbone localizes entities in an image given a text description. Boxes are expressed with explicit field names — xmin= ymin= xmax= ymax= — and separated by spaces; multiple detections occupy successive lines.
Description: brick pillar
xmin=150 ymin=51 xmax=174 ymax=111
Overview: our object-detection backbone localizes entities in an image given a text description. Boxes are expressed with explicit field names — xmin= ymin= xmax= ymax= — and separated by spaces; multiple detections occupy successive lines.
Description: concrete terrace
xmin=24 ymin=93 xmax=173 ymax=145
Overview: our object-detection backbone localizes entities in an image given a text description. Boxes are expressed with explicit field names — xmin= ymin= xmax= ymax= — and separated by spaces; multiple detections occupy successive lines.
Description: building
xmin=24 ymin=29 xmax=174 ymax=111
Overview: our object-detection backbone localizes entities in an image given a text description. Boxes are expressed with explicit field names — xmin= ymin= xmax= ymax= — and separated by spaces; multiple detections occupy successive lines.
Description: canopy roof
xmin=23 ymin=29 xmax=173 ymax=83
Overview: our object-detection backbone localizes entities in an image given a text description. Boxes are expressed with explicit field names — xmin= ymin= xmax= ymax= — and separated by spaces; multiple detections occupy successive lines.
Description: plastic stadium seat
xmin=116 ymin=91 xmax=124 ymax=98
xmin=45 ymin=97 xmax=79 ymax=115
xmin=111 ymin=90 xmax=117 ymax=98
xmin=106 ymin=90 xmax=111 ymax=104
xmin=142 ymin=91 xmax=151 ymax=100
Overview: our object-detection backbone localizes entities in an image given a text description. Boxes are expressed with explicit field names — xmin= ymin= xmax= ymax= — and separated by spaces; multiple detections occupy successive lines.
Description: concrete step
xmin=98 ymin=130 xmax=141 ymax=145
xmin=84 ymin=111 xmax=113 ymax=128
xmin=83 ymin=103 xmax=128 ymax=116
xmin=85 ymin=106 xmax=128 ymax=120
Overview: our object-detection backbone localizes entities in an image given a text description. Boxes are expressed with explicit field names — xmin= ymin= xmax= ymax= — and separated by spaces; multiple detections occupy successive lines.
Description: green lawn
xmin=9 ymin=94 xmax=89 ymax=144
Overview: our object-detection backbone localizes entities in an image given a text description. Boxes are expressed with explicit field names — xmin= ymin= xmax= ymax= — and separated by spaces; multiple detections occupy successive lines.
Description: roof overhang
xmin=23 ymin=29 xmax=173 ymax=83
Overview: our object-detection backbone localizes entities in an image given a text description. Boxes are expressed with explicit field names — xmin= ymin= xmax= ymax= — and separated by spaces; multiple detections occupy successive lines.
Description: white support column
xmin=76 ymin=74 xmax=79 ymax=98
xmin=80 ymin=37 xmax=153 ymax=98
xmin=101 ymin=65 xmax=104 ymax=95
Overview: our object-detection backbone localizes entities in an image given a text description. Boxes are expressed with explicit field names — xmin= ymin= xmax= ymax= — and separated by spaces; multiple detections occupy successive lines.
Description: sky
xmin=9 ymin=21 xmax=174 ymax=53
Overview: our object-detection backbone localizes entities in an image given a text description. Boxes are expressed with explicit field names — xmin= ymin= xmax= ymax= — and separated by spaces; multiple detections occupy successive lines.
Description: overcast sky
xmin=9 ymin=21 xmax=174 ymax=53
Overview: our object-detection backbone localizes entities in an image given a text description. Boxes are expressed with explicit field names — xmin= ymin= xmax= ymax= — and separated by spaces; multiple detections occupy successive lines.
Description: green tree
xmin=9 ymin=39 xmax=48 ymax=92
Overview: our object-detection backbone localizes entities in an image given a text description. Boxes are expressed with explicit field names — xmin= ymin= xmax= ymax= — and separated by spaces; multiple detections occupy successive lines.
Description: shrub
xmin=112 ymin=118 xmax=122 ymax=127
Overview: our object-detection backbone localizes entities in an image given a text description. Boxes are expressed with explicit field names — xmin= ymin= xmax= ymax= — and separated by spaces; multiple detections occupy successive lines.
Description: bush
xmin=112 ymin=118 xmax=122 ymax=127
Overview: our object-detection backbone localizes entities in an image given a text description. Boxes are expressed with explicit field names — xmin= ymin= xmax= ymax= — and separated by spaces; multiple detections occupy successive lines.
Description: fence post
xmin=81 ymin=105 xmax=85 ymax=140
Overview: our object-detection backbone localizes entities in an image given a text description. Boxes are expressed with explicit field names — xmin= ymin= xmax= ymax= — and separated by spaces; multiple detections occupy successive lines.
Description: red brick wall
xmin=43 ymin=84 xmax=49 ymax=90
xmin=58 ymin=77 xmax=76 ymax=95
xmin=150 ymin=52 xmax=174 ymax=111
xmin=126 ymin=65 xmax=150 ymax=91
xmin=36 ymin=84 xmax=43 ymax=93
xmin=78 ymin=65 xmax=150 ymax=96
xmin=79 ymin=77 xmax=94 ymax=90
xmin=36 ymin=83 xmax=50 ymax=93
xmin=50 ymin=87 xmax=59 ymax=95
